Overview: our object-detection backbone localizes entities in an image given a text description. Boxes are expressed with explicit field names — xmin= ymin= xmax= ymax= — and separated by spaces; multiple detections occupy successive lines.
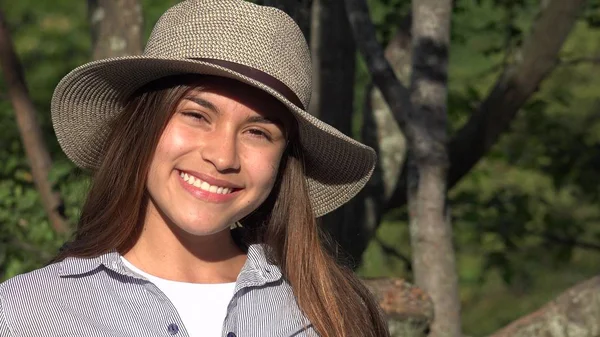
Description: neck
xmin=123 ymin=204 xmax=246 ymax=284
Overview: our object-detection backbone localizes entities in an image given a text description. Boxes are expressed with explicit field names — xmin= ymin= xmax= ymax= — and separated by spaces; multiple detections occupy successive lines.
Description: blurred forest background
xmin=1 ymin=0 xmax=600 ymax=336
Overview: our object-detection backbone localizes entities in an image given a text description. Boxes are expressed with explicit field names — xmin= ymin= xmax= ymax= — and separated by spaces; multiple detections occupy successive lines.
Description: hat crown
xmin=144 ymin=0 xmax=312 ymax=109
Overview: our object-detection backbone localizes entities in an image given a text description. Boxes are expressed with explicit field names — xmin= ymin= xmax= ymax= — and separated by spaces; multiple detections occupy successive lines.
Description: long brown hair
xmin=55 ymin=77 xmax=389 ymax=337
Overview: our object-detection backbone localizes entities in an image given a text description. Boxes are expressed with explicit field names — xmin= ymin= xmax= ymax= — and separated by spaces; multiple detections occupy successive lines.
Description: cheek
xmin=244 ymin=149 xmax=285 ymax=189
xmin=147 ymin=127 xmax=192 ymax=190
xmin=153 ymin=124 xmax=192 ymax=165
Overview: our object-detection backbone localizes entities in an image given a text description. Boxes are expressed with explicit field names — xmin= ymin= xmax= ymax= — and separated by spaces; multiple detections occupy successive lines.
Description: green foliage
xmin=0 ymin=0 xmax=88 ymax=279
xmin=0 ymin=0 xmax=178 ymax=280
xmin=357 ymin=0 xmax=600 ymax=335
xmin=366 ymin=0 xmax=410 ymax=45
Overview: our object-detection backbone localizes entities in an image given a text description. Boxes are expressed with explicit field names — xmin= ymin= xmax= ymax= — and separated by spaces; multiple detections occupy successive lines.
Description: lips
xmin=179 ymin=170 xmax=233 ymax=195
xmin=175 ymin=169 xmax=243 ymax=203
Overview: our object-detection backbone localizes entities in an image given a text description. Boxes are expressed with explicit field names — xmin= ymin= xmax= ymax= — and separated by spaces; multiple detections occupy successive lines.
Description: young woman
xmin=0 ymin=1 xmax=389 ymax=336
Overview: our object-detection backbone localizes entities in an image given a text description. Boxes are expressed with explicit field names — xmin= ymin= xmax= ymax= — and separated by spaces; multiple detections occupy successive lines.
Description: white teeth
xmin=179 ymin=171 xmax=234 ymax=194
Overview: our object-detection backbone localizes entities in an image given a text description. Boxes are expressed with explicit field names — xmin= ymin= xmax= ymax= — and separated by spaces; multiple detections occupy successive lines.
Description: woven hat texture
xmin=51 ymin=0 xmax=376 ymax=217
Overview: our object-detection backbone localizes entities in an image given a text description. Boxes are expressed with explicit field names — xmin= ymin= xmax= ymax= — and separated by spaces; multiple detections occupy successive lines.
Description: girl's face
xmin=145 ymin=78 xmax=290 ymax=236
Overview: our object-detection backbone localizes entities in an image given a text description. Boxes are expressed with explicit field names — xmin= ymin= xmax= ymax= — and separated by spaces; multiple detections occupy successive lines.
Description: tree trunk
xmin=308 ymin=0 xmax=355 ymax=129
xmin=488 ymin=276 xmax=600 ymax=337
xmin=88 ymin=0 xmax=143 ymax=59
xmin=306 ymin=0 xmax=365 ymax=260
xmin=369 ymin=16 xmax=412 ymax=201
xmin=386 ymin=0 xmax=587 ymax=210
xmin=407 ymin=1 xmax=460 ymax=337
xmin=0 ymin=10 xmax=68 ymax=234
xmin=344 ymin=19 xmax=412 ymax=267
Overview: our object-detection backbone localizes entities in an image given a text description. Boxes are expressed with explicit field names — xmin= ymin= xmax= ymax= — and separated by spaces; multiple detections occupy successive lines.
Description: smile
xmin=179 ymin=171 xmax=233 ymax=194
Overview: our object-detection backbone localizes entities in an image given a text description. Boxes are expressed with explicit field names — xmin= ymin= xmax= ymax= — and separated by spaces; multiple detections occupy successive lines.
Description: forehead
xmin=181 ymin=76 xmax=294 ymax=127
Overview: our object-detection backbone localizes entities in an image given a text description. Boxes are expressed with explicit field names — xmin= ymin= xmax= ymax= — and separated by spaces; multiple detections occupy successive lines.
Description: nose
xmin=199 ymin=128 xmax=241 ymax=172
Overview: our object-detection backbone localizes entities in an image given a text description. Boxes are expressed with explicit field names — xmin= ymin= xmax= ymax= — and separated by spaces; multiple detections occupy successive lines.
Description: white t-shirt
xmin=121 ymin=257 xmax=236 ymax=337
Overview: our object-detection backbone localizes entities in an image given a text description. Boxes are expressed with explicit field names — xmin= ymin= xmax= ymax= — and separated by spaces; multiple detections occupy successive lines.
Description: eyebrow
xmin=183 ymin=96 xmax=220 ymax=114
xmin=246 ymin=115 xmax=279 ymax=125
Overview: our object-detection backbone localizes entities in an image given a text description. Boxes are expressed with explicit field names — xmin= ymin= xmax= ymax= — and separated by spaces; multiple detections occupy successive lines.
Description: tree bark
xmin=407 ymin=1 xmax=459 ymax=337
xmin=369 ymin=17 xmax=412 ymax=201
xmin=0 ymin=10 xmax=68 ymax=234
xmin=386 ymin=0 xmax=587 ymax=209
xmin=488 ymin=276 xmax=600 ymax=337
xmin=88 ymin=0 xmax=143 ymax=59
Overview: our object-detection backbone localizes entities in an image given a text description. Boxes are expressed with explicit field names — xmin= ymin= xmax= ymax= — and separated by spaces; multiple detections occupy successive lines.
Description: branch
xmin=447 ymin=0 xmax=586 ymax=188
xmin=558 ymin=56 xmax=600 ymax=66
xmin=0 ymin=10 xmax=68 ymax=233
xmin=386 ymin=0 xmax=588 ymax=210
xmin=488 ymin=275 xmax=600 ymax=337
xmin=344 ymin=0 xmax=412 ymax=132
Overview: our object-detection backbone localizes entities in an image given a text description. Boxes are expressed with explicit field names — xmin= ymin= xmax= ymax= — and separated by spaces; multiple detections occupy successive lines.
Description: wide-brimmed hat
xmin=51 ymin=0 xmax=376 ymax=217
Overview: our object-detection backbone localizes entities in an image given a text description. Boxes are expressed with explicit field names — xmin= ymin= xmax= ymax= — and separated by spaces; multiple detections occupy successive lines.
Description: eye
xmin=181 ymin=111 xmax=209 ymax=123
xmin=247 ymin=128 xmax=272 ymax=141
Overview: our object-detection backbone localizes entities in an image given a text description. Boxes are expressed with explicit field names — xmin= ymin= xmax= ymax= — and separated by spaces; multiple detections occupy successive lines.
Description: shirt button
xmin=227 ymin=333 xmax=236 ymax=337
xmin=167 ymin=323 xmax=179 ymax=335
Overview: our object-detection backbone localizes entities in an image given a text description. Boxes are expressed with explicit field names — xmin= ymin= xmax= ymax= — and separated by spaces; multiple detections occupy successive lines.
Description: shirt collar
xmin=57 ymin=244 xmax=284 ymax=285
xmin=57 ymin=249 xmax=124 ymax=277
xmin=239 ymin=243 xmax=283 ymax=284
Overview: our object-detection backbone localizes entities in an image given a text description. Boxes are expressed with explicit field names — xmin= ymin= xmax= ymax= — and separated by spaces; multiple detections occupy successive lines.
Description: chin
xmin=175 ymin=220 xmax=231 ymax=237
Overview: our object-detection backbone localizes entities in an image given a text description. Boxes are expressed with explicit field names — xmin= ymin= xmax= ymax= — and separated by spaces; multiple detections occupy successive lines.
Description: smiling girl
xmin=0 ymin=1 xmax=389 ymax=336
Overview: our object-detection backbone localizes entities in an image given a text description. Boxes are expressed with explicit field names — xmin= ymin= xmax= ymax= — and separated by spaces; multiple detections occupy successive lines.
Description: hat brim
xmin=51 ymin=56 xmax=376 ymax=217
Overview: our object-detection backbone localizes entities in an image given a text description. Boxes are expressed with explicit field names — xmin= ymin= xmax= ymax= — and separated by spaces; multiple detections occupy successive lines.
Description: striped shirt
xmin=0 ymin=244 xmax=316 ymax=337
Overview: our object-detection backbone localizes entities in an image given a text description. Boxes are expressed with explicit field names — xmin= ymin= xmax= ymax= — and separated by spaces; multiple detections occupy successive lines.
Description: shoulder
xmin=0 ymin=262 xmax=67 ymax=308
xmin=0 ymin=262 xmax=63 ymax=301
xmin=0 ymin=250 xmax=118 ymax=308
xmin=0 ymin=263 xmax=65 ymax=336
xmin=237 ymin=278 xmax=318 ymax=335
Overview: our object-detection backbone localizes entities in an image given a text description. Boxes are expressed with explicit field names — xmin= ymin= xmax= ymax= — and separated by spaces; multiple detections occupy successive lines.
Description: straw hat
xmin=51 ymin=0 xmax=376 ymax=217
